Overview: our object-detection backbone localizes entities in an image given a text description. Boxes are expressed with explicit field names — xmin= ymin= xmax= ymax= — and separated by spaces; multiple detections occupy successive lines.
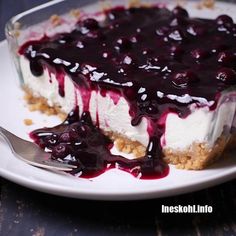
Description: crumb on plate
xmin=100 ymin=0 xmax=112 ymax=11
xmin=50 ymin=14 xmax=62 ymax=26
xmin=129 ymin=0 xmax=141 ymax=8
xmin=24 ymin=119 xmax=33 ymax=126
xmin=196 ymin=0 xmax=215 ymax=9
xmin=70 ymin=9 xmax=81 ymax=18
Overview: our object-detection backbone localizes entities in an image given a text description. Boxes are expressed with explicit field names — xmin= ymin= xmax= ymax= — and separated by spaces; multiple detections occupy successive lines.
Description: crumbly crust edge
xmin=23 ymin=86 xmax=67 ymax=120
xmin=109 ymin=131 xmax=230 ymax=170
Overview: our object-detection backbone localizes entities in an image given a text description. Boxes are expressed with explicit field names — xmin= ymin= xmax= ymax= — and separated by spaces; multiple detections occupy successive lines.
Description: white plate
xmin=0 ymin=40 xmax=236 ymax=200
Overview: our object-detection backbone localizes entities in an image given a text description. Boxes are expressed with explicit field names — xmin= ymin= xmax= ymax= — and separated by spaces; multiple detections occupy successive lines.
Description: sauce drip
xmin=30 ymin=109 xmax=169 ymax=179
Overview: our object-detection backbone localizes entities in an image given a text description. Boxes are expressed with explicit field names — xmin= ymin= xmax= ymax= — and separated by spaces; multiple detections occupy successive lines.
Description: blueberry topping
xmin=211 ymin=43 xmax=228 ymax=53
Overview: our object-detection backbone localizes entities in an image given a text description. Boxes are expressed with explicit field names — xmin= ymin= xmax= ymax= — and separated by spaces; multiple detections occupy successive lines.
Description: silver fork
xmin=0 ymin=126 xmax=77 ymax=171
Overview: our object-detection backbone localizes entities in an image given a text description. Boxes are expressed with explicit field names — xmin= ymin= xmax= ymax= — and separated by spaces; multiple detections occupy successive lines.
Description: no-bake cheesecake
xmin=18 ymin=5 xmax=236 ymax=178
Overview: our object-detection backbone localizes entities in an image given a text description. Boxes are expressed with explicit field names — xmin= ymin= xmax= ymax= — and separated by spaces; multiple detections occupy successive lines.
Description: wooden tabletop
xmin=0 ymin=1 xmax=236 ymax=235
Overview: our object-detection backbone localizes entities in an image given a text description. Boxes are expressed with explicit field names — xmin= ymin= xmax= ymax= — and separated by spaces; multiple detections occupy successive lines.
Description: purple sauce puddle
xmin=30 ymin=108 xmax=169 ymax=179
xmin=20 ymin=6 xmax=236 ymax=179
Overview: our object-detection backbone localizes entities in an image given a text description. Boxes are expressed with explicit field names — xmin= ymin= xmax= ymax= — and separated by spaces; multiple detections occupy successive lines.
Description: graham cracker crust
xmin=163 ymin=137 xmax=228 ymax=170
xmin=23 ymin=87 xmax=67 ymax=120
xmin=111 ymin=132 xmax=229 ymax=170
xmin=107 ymin=132 xmax=146 ymax=158
xmin=23 ymin=88 xmax=232 ymax=170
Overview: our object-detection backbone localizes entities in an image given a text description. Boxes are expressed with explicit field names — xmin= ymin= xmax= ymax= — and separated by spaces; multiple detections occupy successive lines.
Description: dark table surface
xmin=0 ymin=1 xmax=236 ymax=235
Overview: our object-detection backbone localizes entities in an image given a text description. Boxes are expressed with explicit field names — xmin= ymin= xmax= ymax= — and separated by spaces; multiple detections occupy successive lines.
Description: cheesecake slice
xmin=18 ymin=5 xmax=236 ymax=172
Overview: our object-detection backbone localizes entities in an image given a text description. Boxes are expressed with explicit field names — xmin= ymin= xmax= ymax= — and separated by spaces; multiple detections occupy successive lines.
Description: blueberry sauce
xmin=30 ymin=108 xmax=169 ymax=179
xmin=20 ymin=6 xmax=236 ymax=179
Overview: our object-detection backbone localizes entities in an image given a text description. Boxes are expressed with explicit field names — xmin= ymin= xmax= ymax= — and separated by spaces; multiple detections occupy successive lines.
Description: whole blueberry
xmin=170 ymin=17 xmax=187 ymax=27
xmin=115 ymin=37 xmax=132 ymax=52
xmin=216 ymin=67 xmax=236 ymax=84
xmin=124 ymin=88 xmax=136 ymax=101
xmin=77 ymin=125 xmax=89 ymax=138
xmin=121 ymin=55 xmax=135 ymax=65
xmin=156 ymin=26 xmax=169 ymax=36
xmin=187 ymin=24 xmax=206 ymax=36
xmin=81 ymin=111 xmax=93 ymax=125
xmin=191 ymin=49 xmax=209 ymax=60
xmin=30 ymin=61 xmax=43 ymax=77
xmin=130 ymin=34 xmax=142 ymax=43
xmin=44 ymin=134 xmax=58 ymax=146
xmin=138 ymin=100 xmax=159 ymax=115
xmin=172 ymin=71 xmax=199 ymax=87
xmin=69 ymin=128 xmax=80 ymax=140
xmin=146 ymin=101 xmax=159 ymax=115
xmin=147 ymin=56 xmax=166 ymax=65
xmin=170 ymin=45 xmax=184 ymax=58
xmin=52 ymin=144 xmax=69 ymax=159
xmin=142 ymin=48 xmax=153 ymax=55
xmin=168 ymin=29 xmax=184 ymax=41
xmin=211 ymin=43 xmax=228 ymax=53
xmin=216 ymin=15 xmax=233 ymax=25
xmin=77 ymin=18 xmax=99 ymax=34
xmin=82 ymin=18 xmax=99 ymax=30
xmin=172 ymin=6 xmax=189 ymax=18
xmin=107 ymin=7 xmax=126 ymax=21
xmin=217 ymin=51 xmax=236 ymax=65
xmin=59 ymin=132 xmax=71 ymax=142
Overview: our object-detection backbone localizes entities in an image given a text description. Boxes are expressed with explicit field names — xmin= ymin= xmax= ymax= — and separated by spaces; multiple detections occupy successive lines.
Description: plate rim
xmin=1 ymin=159 xmax=236 ymax=200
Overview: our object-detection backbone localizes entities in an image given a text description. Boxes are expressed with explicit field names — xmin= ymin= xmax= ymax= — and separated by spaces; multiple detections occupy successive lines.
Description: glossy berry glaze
xmin=30 ymin=108 xmax=168 ymax=179
xmin=20 ymin=6 xmax=236 ymax=178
